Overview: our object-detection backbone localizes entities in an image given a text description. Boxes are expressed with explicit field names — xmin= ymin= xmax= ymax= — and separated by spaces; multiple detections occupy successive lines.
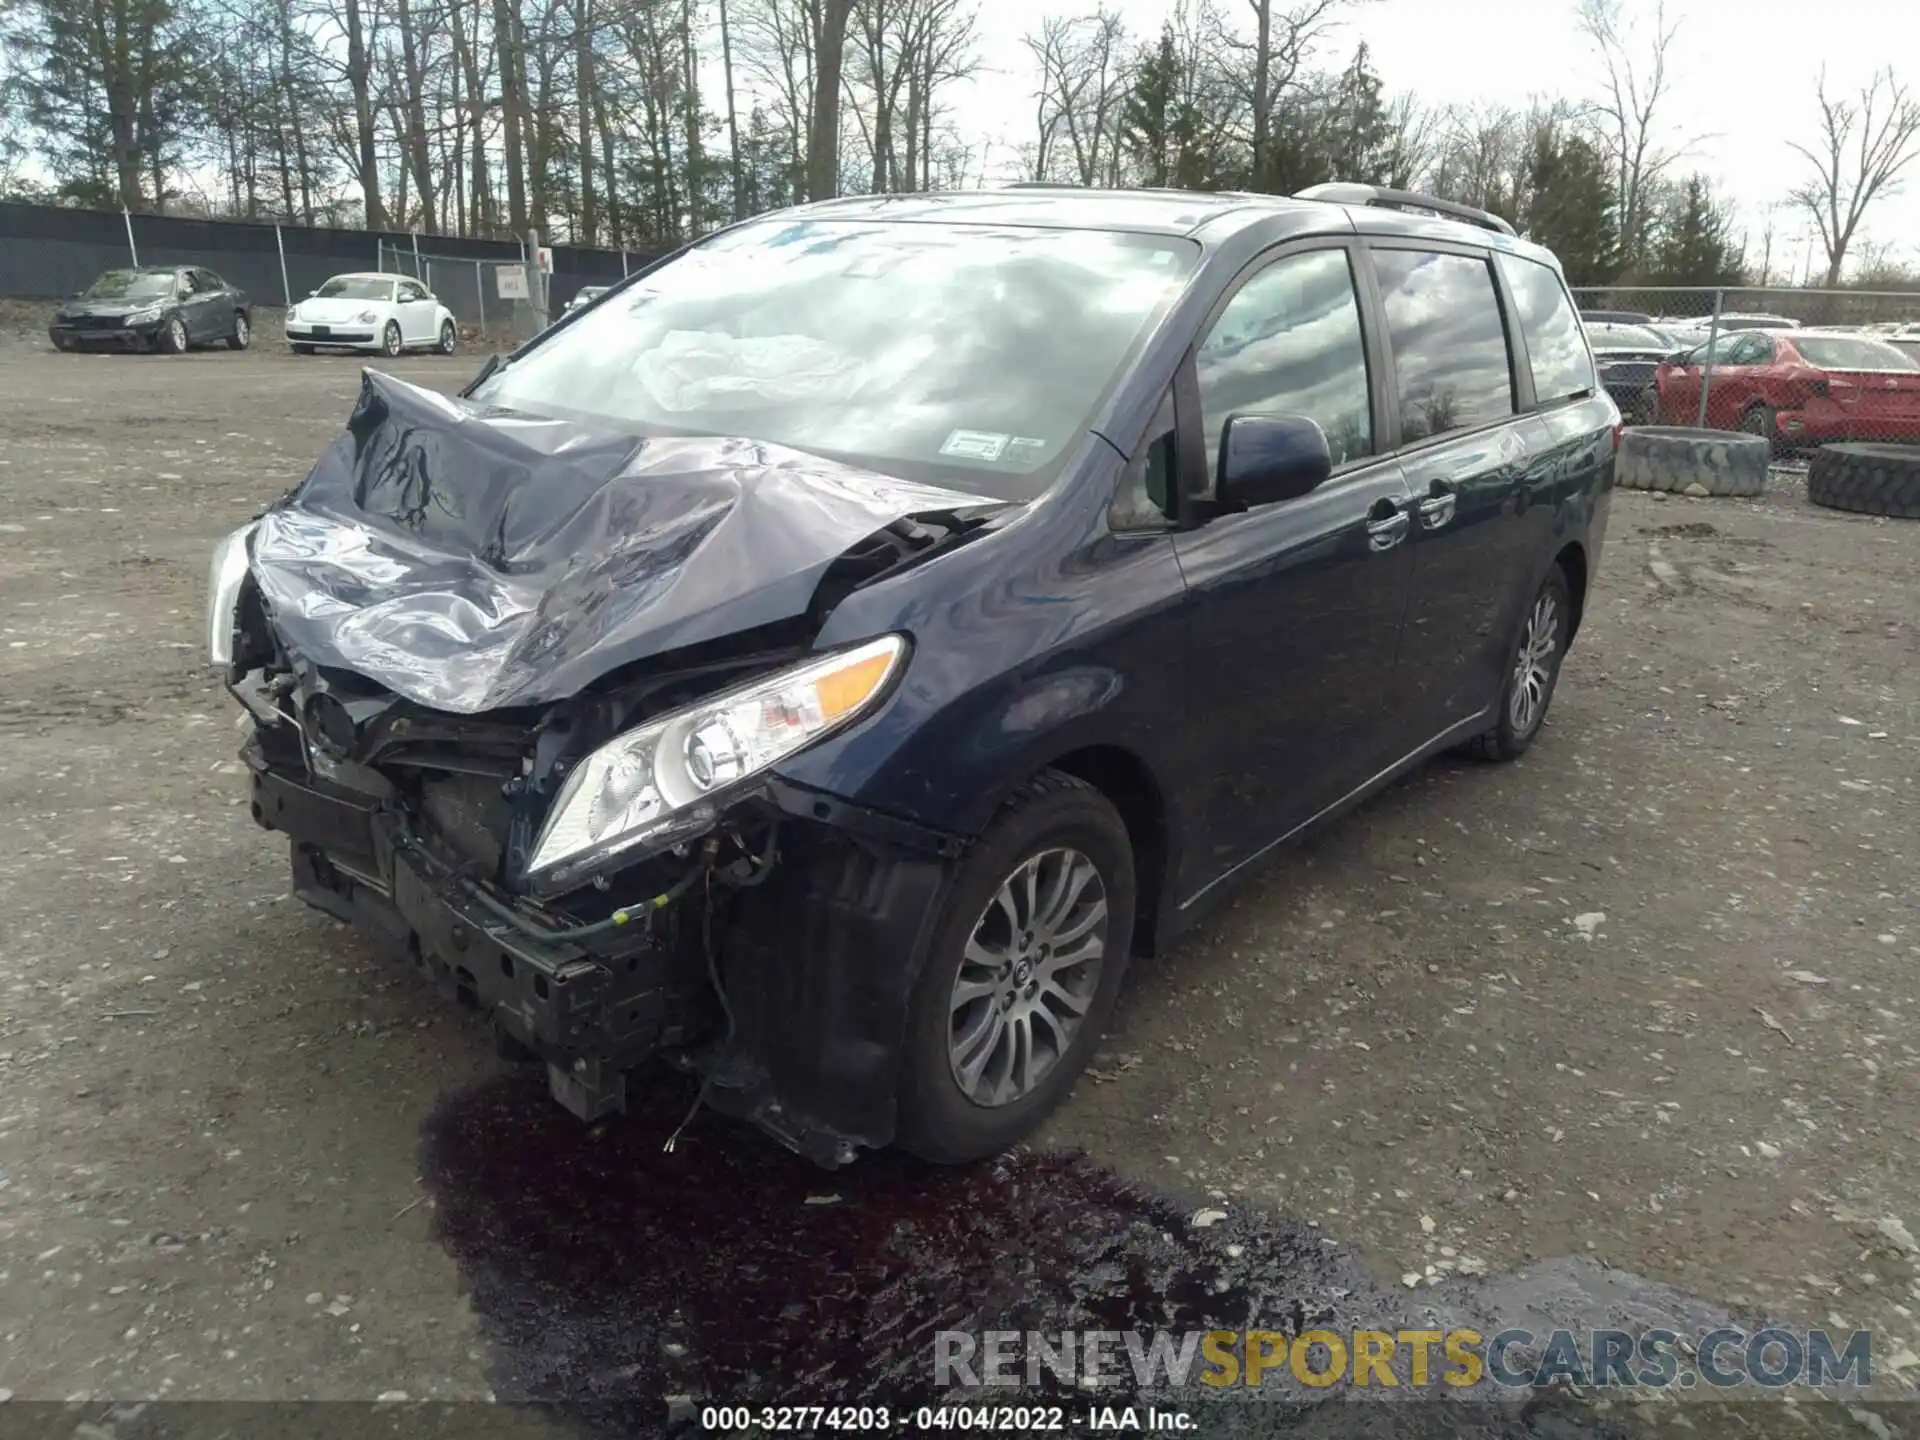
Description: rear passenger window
xmin=1497 ymin=254 xmax=1595 ymax=405
xmin=1372 ymin=249 xmax=1515 ymax=442
xmin=1195 ymin=248 xmax=1373 ymax=481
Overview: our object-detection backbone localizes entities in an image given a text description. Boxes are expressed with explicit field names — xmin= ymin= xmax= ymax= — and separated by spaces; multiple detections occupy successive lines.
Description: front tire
xmin=897 ymin=771 xmax=1134 ymax=1164
xmin=381 ymin=320 xmax=402 ymax=357
xmin=1464 ymin=567 xmax=1572 ymax=762
xmin=156 ymin=316 xmax=188 ymax=354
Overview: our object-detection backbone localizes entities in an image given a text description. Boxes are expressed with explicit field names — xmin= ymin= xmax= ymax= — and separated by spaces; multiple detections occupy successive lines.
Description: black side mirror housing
xmin=1215 ymin=414 xmax=1334 ymax=511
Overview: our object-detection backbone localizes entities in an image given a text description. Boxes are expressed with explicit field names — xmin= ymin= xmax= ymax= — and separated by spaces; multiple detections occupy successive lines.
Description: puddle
xmin=419 ymin=1073 xmax=1713 ymax=1437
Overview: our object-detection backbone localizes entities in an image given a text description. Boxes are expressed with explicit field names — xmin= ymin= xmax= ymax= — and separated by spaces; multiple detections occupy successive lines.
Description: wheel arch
xmin=1033 ymin=744 xmax=1171 ymax=959
xmin=1553 ymin=539 xmax=1589 ymax=641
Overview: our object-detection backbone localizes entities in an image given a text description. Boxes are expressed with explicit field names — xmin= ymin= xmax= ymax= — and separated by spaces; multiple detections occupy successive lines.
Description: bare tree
xmin=1576 ymin=0 xmax=1680 ymax=266
xmin=1025 ymin=8 xmax=1129 ymax=186
xmin=1787 ymin=68 xmax=1920 ymax=288
xmin=1219 ymin=0 xmax=1344 ymax=189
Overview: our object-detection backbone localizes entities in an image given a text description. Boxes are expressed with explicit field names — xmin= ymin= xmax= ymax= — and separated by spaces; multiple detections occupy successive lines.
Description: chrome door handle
xmin=1367 ymin=509 xmax=1411 ymax=551
xmin=1418 ymin=491 xmax=1457 ymax=530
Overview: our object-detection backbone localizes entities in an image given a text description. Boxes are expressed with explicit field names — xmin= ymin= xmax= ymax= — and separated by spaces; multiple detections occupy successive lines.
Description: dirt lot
xmin=1 ymin=307 xmax=1916 ymax=1429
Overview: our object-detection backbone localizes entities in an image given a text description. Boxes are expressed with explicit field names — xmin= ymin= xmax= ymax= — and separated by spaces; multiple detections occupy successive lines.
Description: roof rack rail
xmin=1294 ymin=182 xmax=1517 ymax=238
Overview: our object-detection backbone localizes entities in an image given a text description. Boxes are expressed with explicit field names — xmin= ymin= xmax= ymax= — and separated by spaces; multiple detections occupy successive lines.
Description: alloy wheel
xmin=1509 ymin=589 xmax=1560 ymax=736
xmin=947 ymin=847 xmax=1107 ymax=1108
xmin=167 ymin=318 xmax=187 ymax=352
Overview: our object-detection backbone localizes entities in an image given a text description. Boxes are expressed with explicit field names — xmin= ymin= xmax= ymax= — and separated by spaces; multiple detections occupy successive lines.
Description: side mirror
xmin=1215 ymin=414 xmax=1333 ymax=511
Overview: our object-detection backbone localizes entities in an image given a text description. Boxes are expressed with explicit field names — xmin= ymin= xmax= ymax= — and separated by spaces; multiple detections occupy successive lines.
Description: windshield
xmin=1795 ymin=336 xmax=1920 ymax=372
xmin=85 ymin=270 xmax=175 ymax=301
xmin=1587 ymin=323 xmax=1671 ymax=350
xmin=471 ymin=219 xmax=1199 ymax=497
xmin=315 ymin=276 xmax=394 ymax=301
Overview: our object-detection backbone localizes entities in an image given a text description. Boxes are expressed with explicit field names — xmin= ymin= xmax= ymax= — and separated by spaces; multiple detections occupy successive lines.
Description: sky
xmin=946 ymin=0 xmax=1920 ymax=282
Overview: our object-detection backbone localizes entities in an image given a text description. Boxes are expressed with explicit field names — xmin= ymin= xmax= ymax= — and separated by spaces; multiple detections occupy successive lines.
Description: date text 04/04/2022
xmin=696 ymin=1405 xmax=1195 ymax=1431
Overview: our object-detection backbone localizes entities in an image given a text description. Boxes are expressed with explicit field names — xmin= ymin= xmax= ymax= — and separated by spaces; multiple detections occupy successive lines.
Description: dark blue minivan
xmin=209 ymin=183 xmax=1615 ymax=1164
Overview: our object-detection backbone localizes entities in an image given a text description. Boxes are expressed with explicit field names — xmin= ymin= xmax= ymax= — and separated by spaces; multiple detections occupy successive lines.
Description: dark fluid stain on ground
xmin=420 ymin=1072 xmax=1630 ymax=1439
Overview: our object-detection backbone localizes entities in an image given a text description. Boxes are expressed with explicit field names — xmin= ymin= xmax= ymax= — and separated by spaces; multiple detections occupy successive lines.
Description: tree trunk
xmin=394 ymin=0 xmax=438 ymax=231
xmin=806 ymin=0 xmax=855 ymax=202
xmin=343 ymin=0 xmax=386 ymax=229
xmin=493 ymin=0 xmax=529 ymax=234
xmin=574 ymin=0 xmax=597 ymax=244
xmin=681 ymin=0 xmax=705 ymax=233
xmin=717 ymin=0 xmax=744 ymax=219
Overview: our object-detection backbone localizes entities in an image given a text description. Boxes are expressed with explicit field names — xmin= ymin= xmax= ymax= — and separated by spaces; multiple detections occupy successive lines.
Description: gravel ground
xmin=0 ymin=315 xmax=1916 ymax=1427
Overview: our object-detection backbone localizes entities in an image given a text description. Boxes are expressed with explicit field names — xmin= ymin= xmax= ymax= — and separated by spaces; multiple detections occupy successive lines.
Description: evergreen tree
xmin=1118 ymin=29 xmax=1179 ymax=187
xmin=1321 ymin=44 xmax=1390 ymax=184
xmin=1520 ymin=131 xmax=1618 ymax=286
xmin=1646 ymin=175 xmax=1747 ymax=288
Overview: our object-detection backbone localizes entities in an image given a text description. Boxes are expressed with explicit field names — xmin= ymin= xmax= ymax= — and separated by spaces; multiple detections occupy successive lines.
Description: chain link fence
xmin=377 ymin=238 xmax=642 ymax=350
xmin=1574 ymin=286 xmax=1920 ymax=454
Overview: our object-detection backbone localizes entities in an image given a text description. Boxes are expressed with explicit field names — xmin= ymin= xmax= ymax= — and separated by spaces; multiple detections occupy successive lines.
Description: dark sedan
xmin=1586 ymin=320 xmax=1679 ymax=423
xmin=50 ymin=267 xmax=252 ymax=354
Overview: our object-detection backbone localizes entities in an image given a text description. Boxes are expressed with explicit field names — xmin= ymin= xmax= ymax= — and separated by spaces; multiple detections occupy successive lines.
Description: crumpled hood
xmin=247 ymin=370 xmax=998 ymax=714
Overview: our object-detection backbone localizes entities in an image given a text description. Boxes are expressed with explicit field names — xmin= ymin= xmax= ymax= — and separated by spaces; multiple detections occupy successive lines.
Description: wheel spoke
xmin=1047 ymin=898 xmax=1107 ymax=950
xmin=953 ymin=1008 xmax=1005 ymax=1096
xmin=1041 ymin=930 xmax=1103 ymax=979
xmin=1038 ymin=978 xmax=1092 ymax=1018
xmin=1005 ymin=1013 xmax=1033 ymax=1096
xmin=962 ymin=937 xmax=1010 ymax=976
xmin=949 ymin=976 xmax=1000 ymax=1011
xmin=1027 ymin=1001 xmax=1071 ymax=1059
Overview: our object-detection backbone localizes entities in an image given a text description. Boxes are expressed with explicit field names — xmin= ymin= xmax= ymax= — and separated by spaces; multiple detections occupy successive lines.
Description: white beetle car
xmin=286 ymin=272 xmax=458 ymax=357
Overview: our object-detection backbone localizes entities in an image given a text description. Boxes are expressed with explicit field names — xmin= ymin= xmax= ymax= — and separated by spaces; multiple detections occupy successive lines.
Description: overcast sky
xmin=945 ymin=0 xmax=1920 ymax=281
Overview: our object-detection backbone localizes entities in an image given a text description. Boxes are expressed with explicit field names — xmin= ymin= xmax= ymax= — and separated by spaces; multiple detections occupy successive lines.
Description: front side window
xmin=1110 ymin=388 xmax=1176 ymax=530
xmin=1194 ymin=248 xmax=1373 ymax=482
xmin=400 ymin=281 xmax=428 ymax=303
xmin=1372 ymin=248 xmax=1515 ymax=442
xmin=470 ymin=219 xmax=1199 ymax=500
xmin=1498 ymin=253 xmax=1594 ymax=405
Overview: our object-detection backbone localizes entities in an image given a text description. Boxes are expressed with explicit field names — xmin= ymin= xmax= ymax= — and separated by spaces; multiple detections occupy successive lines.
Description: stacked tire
xmin=1807 ymin=445 xmax=1920 ymax=519
xmin=1616 ymin=427 xmax=1770 ymax=497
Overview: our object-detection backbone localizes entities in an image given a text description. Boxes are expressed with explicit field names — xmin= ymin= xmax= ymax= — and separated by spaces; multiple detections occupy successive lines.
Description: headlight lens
xmin=356 ymin=309 xmax=378 ymax=324
xmin=527 ymin=635 xmax=908 ymax=886
xmin=125 ymin=306 xmax=161 ymax=325
xmin=206 ymin=522 xmax=258 ymax=666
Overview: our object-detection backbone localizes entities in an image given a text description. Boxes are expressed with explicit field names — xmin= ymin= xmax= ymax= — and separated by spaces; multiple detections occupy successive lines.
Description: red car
xmin=1653 ymin=328 xmax=1920 ymax=449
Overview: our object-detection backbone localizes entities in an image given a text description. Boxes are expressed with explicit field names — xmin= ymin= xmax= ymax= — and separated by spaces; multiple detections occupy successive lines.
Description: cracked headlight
xmin=125 ymin=306 xmax=162 ymax=325
xmin=206 ymin=521 xmax=257 ymax=666
xmin=527 ymin=634 xmax=908 ymax=887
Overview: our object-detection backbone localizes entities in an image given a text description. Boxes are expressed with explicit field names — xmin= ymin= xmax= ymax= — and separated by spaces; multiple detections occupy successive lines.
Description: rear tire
xmin=436 ymin=319 xmax=457 ymax=355
xmin=291 ymin=343 xmax=315 ymax=355
xmin=381 ymin=321 xmax=402 ymax=357
xmin=1739 ymin=402 xmax=1780 ymax=458
xmin=227 ymin=312 xmax=251 ymax=350
xmin=896 ymin=771 xmax=1134 ymax=1164
xmin=1463 ymin=568 xmax=1572 ymax=762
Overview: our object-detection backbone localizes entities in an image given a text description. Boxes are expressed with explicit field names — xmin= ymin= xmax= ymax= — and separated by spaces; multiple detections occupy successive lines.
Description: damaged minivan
xmin=209 ymin=184 xmax=1614 ymax=1165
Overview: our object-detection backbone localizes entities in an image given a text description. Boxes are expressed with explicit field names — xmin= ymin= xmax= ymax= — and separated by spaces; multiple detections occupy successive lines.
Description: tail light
xmin=1612 ymin=420 xmax=1624 ymax=453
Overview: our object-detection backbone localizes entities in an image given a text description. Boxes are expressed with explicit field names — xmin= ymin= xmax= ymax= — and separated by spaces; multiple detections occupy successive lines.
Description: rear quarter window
xmin=1498 ymin=254 xmax=1595 ymax=405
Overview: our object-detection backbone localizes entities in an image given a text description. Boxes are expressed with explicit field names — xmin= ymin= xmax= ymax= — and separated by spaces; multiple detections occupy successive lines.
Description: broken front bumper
xmin=246 ymin=743 xmax=962 ymax=1164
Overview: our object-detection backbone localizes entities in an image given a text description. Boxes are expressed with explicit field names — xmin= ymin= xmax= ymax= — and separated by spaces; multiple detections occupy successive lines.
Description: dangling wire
xmin=664 ymin=869 xmax=735 ymax=1154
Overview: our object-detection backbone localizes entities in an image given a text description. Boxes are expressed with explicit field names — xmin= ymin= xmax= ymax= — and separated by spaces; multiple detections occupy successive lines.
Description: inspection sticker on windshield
xmin=940 ymin=429 xmax=1010 ymax=462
